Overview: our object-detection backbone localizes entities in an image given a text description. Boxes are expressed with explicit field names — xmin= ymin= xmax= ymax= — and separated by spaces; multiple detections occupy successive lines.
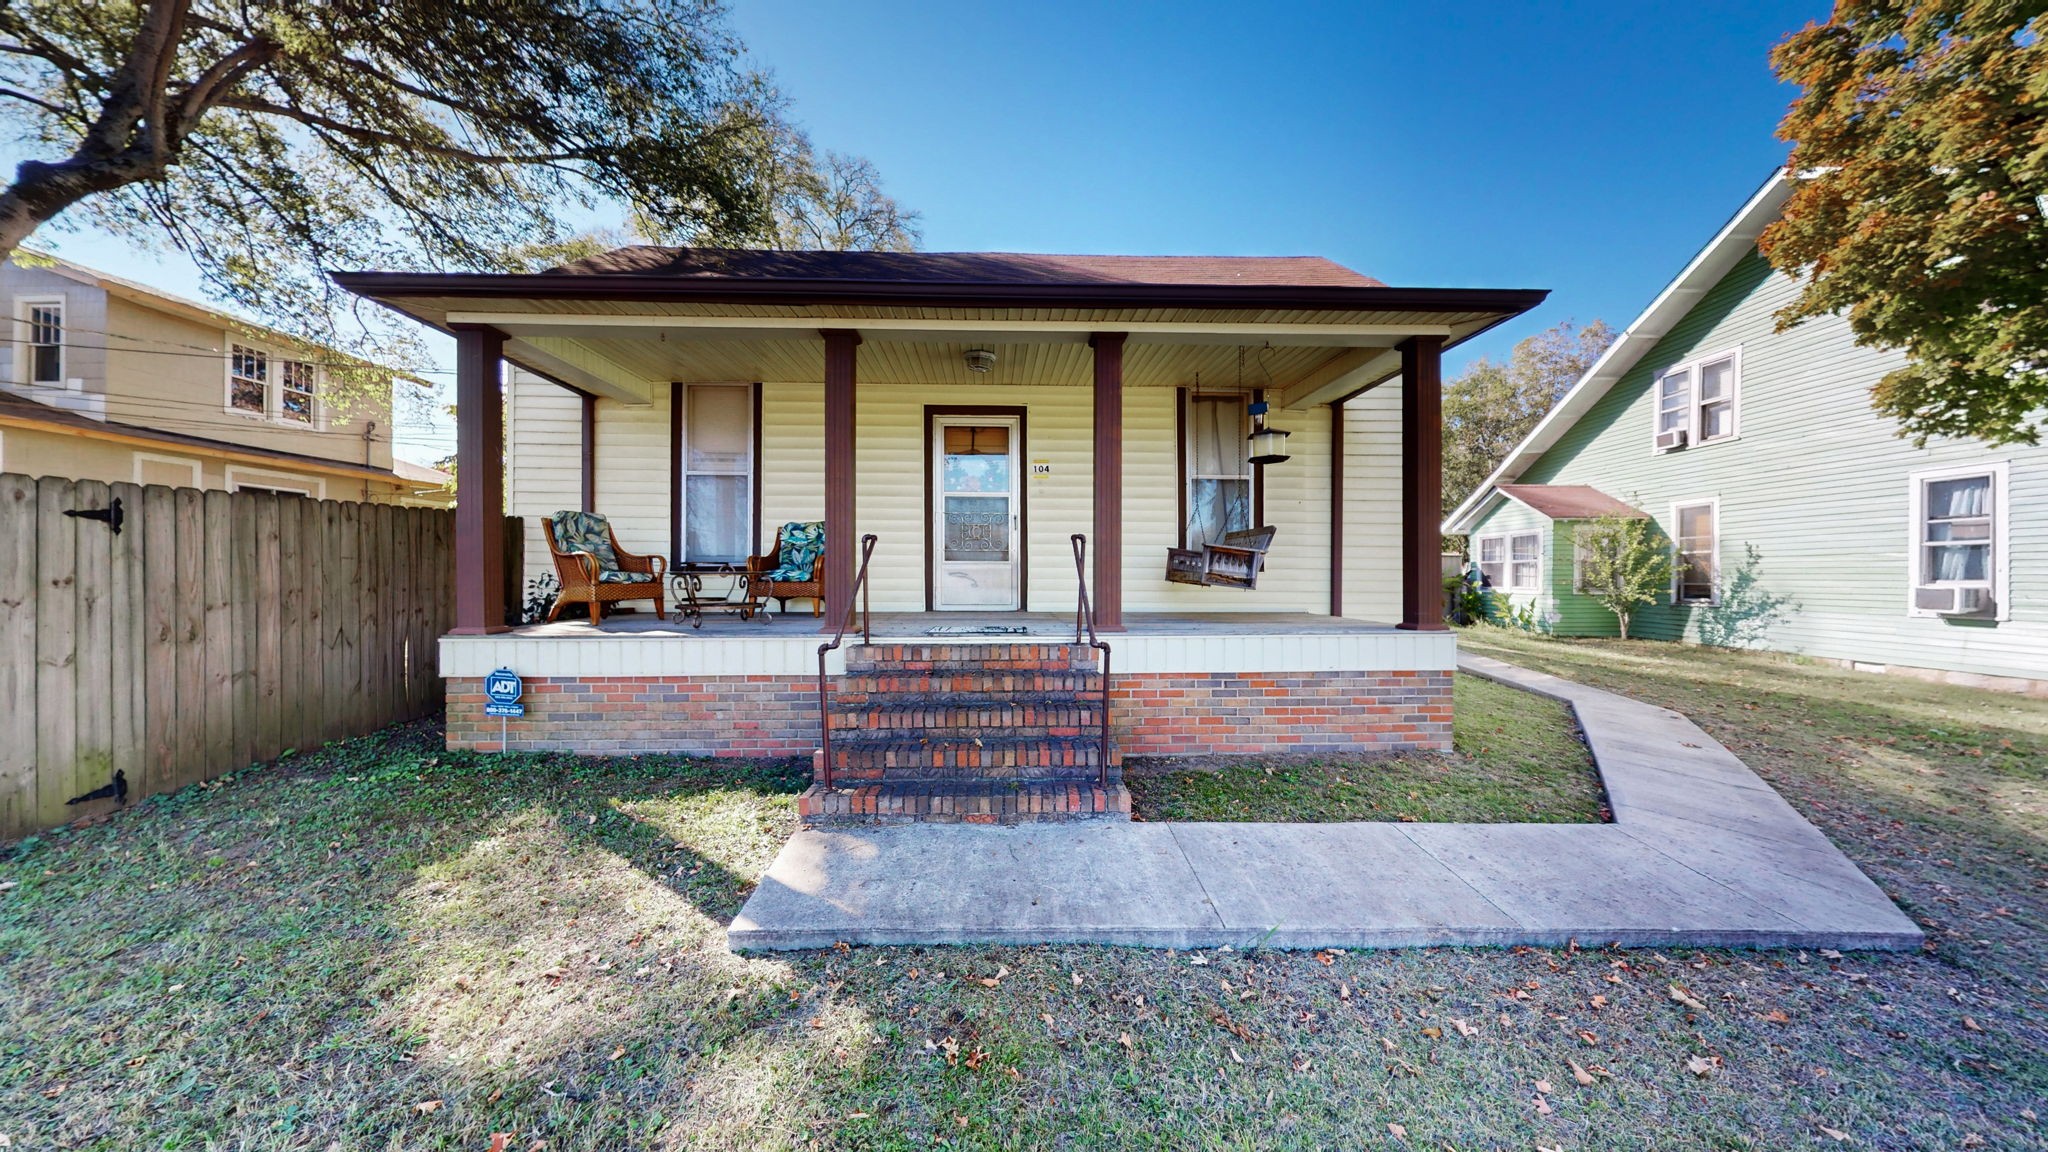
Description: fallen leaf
xmin=1117 ymin=1032 xmax=1134 ymax=1054
xmin=1569 ymin=1060 xmax=1595 ymax=1086
xmin=1229 ymin=1046 xmax=1244 ymax=1064
xmin=1338 ymin=983 xmax=1352 ymax=1001
xmin=966 ymin=1046 xmax=989 ymax=1070
xmin=1451 ymin=1018 xmax=1477 ymax=1038
xmin=609 ymin=1046 xmax=625 ymax=1060
xmin=1589 ymin=994 xmax=1608 ymax=1009
xmin=1039 ymin=1012 xmax=1054 ymax=1027
xmin=1314 ymin=951 xmax=1335 ymax=965
xmin=1188 ymin=954 xmax=1210 ymax=966
xmin=1071 ymin=972 xmax=1083 ymax=987
xmin=1379 ymin=1037 xmax=1397 ymax=1053
xmin=1533 ymin=1093 xmax=1553 ymax=1116
xmin=1762 ymin=1010 xmax=1791 ymax=1024
xmin=1962 ymin=1016 xmax=1983 ymax=1032
xmin=1685 ymin=1055 xmax=1719 ymax=1078
xmin=414 ymin=1099 xmax=443 ymax=1114
xmin=846 ymin=1112 xmax=870 ymax=1120
xmin=1533 ymin=1079 xmax=1553 ymax=1094
xmin=486 ymin=1088 xmax=503 ymax=1104
xmin=1577 ymin=1030 xmax=1599 ymax=1046
xmin=487 ymin=1135 xmax=511 ymax=1152
xmin=1669 ymin=983 xmax=1710 ymax=1014
xmin=1818 ymin=1124 xmax=1850 ymax=1143
xmin=978 ymin=964 xmax=1011 ymax=988
xmin=1420 ymin=1026 xmax=1442 ymax=1039
xmin=1387 ymin=1122 xmax=1407 ymax=1138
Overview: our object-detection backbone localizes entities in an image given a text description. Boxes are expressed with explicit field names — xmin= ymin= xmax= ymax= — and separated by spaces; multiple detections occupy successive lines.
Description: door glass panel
xmin=944 ymin=496 xmax=1010 ymax=562
xmin=943 ymin=426 xmax=1010 ymax=492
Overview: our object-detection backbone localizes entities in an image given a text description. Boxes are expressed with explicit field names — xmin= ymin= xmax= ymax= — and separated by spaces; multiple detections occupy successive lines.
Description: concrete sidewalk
xmin=728 ymin=655 xmax=1923 ymax=952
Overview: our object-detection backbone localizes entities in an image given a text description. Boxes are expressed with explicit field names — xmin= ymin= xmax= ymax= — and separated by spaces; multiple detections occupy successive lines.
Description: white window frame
xmin=224 ymin=338 xmax=325 ymax=428
xmin=14 ymin=295 xmax=70 ymax=389
xmin=1905 ymin=461 xmax=2009 ymax=621
xmin=1184 ymin=390 xmax=1257 ymax=548
xmin=132 ymin=452 xmax=201 ymax=488
xmin=1474 ymin=534 xmax=1507 ymax=589
xmin=1669 ymin=498 xmax=1720 ymax=606
xmin=225 ymin=466 xmax=324 ymax=498
xmin=1650 ymin=347 xmax=1741 ymax=452
xmin=675 ymin=382 xmax=757 ymax=565
xmin=1506 ymin=530 xmax=1543 ymax=593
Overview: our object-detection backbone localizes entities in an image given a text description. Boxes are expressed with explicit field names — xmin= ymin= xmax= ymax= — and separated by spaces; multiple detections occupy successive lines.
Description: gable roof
xmin=1495 ymin=484 xmax=1647 ymax=521
xmin=548 ymin=248 xmax=1387 ymax=288
xmin=1442 ymin=170 xmax=1794 ymax=535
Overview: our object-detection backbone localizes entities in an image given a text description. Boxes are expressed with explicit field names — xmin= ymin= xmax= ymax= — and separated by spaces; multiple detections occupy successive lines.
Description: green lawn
xmin=2 ymin=635 xmax=2044 ymax=1150
xmin=1127 ymin=672 xmax=1608 ymax=822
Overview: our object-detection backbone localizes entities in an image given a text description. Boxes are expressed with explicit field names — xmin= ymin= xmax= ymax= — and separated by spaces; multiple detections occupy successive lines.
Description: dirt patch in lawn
xmin=1124 ymin=671 xmax=1610 ymax=823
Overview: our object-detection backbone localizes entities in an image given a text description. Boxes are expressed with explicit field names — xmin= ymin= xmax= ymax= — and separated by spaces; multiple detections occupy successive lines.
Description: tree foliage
xmin=1572 ymin=513 xmax=1672 ymax=641
xmin=0 ymin=0 xmax=916 ymax=376
xmin=1763 ymin=1 xmax=2048 ymax=446
xmin=1441 ymin=318 xmax=1614 ymax=521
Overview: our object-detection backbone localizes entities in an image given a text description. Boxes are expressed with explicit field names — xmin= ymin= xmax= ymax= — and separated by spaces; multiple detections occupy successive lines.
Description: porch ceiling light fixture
xmin=964 ymin=348 xmax=997 ymax=374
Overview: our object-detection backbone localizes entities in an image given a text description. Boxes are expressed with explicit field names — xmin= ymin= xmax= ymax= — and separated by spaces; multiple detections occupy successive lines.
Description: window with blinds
xmin=1185 ymin=392 xmax=1252 ymax=548
xmin=679 ymin=384 xmax=755 ymax=564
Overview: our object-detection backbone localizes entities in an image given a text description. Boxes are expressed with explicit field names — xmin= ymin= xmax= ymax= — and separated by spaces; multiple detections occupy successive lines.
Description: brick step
xmin=838 ymin=672 xmax=1102 ymax=697
xmin=798 ymin=779 xmax=1131 ymax=825
xmin=846 ymin=643 xmax=1098 ymax=675
xmin=822 ymin=735 xmax=1115 ymax=773
xmin=828 ymin=695 xmax=1102 ymax=732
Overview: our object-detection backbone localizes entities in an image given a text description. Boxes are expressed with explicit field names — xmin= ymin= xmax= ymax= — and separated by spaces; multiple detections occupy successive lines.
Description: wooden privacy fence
xmin=0 ymin=473 xmax=454 ymax=840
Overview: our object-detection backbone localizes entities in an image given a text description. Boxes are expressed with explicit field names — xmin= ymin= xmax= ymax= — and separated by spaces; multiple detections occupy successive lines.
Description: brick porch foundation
xmin=444 ymin=668 xmax=1452 ymax=758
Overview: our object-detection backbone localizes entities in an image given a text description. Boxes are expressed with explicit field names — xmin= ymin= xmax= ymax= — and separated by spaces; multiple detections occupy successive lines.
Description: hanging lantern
xmin=1247 ymin=400 xmax=1291 ymax=465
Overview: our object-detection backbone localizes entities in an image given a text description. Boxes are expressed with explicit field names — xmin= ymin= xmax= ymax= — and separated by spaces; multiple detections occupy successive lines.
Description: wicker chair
xmin=543 ymin=510 xmax=666 ymax=624
xmin=748 ymin=521 xmax=826 ymax=616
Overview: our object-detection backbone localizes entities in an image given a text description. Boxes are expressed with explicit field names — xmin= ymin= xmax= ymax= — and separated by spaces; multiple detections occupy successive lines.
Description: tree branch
xmin=214 ymin=94 xmax=585 ymax=165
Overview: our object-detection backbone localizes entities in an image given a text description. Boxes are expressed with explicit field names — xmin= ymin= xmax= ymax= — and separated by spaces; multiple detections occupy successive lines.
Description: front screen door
xmin=932 ymin=416 xmax=1021 ymax=609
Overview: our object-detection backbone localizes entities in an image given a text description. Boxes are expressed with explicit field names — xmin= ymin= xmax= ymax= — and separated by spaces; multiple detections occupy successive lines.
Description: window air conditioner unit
xmin=1655 ymin=429 xmax=1688 ymax=451
xmin=1914 ymin=585 xmax=1994 ymax=616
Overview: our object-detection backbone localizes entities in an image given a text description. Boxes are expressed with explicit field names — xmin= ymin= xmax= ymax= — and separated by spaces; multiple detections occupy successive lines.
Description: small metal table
xmin=670 ymin=563 xmax=765 ymax=628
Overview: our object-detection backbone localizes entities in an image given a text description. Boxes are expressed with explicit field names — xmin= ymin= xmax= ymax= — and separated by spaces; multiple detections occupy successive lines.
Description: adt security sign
xmin=483 ymin=668 xmax=524 ymax=717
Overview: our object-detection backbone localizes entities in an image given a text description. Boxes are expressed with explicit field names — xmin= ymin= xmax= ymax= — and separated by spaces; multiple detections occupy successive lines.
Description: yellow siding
xmin=505 ymin=368 xmax=585 ymax=580
xmin=524 ymin=377 xmax=1415 ymax=618
xmin=1341 ymin=382 xmax=1404 ymax=624
xmin=98 ymin=296 xmax=394 ymax=470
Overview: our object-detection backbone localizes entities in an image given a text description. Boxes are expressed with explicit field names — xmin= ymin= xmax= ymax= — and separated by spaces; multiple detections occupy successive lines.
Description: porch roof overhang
xmin=332 ymin=266 xmax=1546 ymax=407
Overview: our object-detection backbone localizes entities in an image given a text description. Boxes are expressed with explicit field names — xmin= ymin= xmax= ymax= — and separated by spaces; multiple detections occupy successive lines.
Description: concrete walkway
xmin=728 ymin=655 xmax=1923 ymax=952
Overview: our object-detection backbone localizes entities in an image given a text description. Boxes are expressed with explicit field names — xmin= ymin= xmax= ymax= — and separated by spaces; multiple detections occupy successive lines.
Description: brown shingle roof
xmin=546 ymin=247 xmax=1384 ymax=288
xmin=1496 ymin=484 xmax=1645 ymax=520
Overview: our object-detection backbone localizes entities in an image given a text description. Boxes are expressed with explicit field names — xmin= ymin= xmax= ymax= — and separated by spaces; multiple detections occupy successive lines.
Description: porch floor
xmin=512 ymin=610 xmax=1403 ymax=639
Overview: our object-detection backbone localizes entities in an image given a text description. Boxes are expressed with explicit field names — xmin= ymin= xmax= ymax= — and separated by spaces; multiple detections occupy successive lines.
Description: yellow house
xmin=338 ymin=248 xmax=1544 ymax=823
xmin=1 ymin=254 xmax=449 ymax=504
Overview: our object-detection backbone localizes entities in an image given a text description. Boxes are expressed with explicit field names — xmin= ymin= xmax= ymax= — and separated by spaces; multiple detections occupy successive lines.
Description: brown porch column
xmin=1090 ymin=333 xmax=1126 ymax=631
xmin=580 ymin=391 xmax=597 ymax=514
xmin=1397 ymin=335 xmax=1447 ymax=631
xmin=1329 ymin=399 xmax=1345 ymax=618
xmin=822 ymin=329 xmax=860 ymax=629
xmin=452 ymin=325 xmax=507 ymax=634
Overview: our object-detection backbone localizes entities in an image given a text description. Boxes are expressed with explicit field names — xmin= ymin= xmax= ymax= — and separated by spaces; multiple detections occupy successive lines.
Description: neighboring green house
xmin=1445 ymin=172 xmax=2046 ymax=692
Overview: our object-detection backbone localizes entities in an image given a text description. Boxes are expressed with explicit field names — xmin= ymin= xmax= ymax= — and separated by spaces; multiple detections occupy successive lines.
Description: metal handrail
xmin=816 ymin=533 xmax=879 ymax=791
xmin=1070 ymin=534 xmax=1113 ymax=788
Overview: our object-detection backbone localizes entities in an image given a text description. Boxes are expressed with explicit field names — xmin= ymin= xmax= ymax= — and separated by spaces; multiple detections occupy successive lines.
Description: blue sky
xmin=24 ymin=0 xmax=1825 ymax=464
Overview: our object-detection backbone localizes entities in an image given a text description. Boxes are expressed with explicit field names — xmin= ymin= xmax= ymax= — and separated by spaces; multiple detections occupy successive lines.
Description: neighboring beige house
xmin=0 ymin=253 xmax=449 ymax=504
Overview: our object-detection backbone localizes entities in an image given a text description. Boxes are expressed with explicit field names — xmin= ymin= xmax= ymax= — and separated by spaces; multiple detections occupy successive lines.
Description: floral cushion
xmin=765 ymin=521 xmax=824 ymax=582
xmin=550 ymin=510 xmax=621 ymax=574
xmin=597 ymin=570 xmax=654 ymax=584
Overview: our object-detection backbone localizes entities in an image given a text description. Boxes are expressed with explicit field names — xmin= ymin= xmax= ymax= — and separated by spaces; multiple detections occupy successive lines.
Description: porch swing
xmin=1165 ymin=356 xmax=1285 ymax=590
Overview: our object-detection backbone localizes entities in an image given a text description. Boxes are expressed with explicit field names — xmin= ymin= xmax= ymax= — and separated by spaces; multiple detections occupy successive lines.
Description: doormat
xmin=924 ymin=625 xmax=1032 ymax=635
